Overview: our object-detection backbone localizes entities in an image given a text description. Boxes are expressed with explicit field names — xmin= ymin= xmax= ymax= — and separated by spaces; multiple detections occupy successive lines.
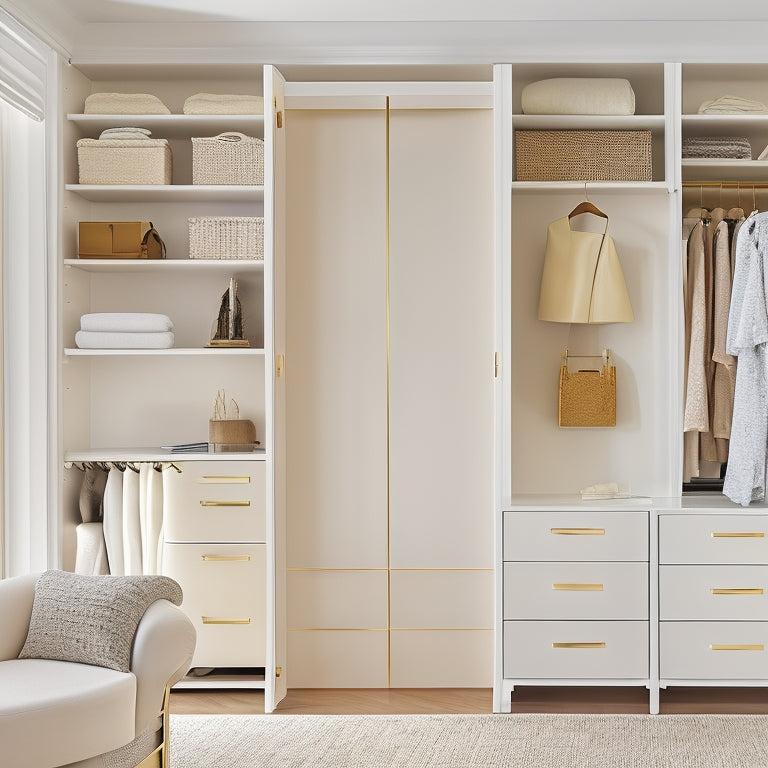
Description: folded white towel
xmin=84 ymin=92 xmax=171 ymax=115
xmin=522 ymin=78 xmax=635 ymax=115
xmin=99 ymin=127 xmax=152 ymax=140
xmin=75 ymin=330 xmax=175 ymax=349
xmin=80 ymin=313 xmax=174 ymax=333
xmin=183 ymin=92 xmax=264 ymax=115
xmin=698 ymin=95 xmax=768 ymax=114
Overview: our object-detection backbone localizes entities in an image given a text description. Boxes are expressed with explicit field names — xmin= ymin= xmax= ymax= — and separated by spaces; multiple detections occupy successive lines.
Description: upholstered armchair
xmin=0 ymin=570 xmax=196 ymax=768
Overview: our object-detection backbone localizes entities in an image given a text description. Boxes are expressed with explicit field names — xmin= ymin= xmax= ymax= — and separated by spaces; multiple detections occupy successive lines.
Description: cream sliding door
xmin=285 ymin=95 xmax=494 ymax=687
xmin=285 ymin=108 xmax=390 ymax=686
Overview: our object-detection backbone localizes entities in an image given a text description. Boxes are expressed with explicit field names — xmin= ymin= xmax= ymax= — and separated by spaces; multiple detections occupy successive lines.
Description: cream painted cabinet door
xmin=388 ymin=107 xmax=495 ymax=686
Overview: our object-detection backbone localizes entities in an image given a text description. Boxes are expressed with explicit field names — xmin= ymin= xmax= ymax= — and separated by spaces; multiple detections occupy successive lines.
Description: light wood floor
xmin=170 ymin=686 xmax=768 ymax=715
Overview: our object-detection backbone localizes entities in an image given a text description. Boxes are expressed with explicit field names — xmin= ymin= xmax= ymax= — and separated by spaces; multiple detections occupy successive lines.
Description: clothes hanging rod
xmin=682 ymin=181 xmax=768 ymax=189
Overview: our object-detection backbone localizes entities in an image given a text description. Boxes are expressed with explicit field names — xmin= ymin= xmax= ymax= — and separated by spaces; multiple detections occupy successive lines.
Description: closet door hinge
xmin=274 ymin=97 xmax=283 ymax=129
xmin=494 ymin=352 xmax=500 ymax=378
xmin=275 ymin=354 xmax=285 ymax=378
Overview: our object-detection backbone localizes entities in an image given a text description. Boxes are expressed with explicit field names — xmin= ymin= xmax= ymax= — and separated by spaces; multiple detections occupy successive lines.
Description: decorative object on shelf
xmin=209 ymin=389 xmax=258 ymax=452
xmin=521 ymin=78 xmax=636 ymax=116
xmin=580 ymin=481 xmax=630 ymax=500
xmin=538 ymin=201 xmax=634 ymax=324
xmin=83 ymin=92 xmax=171 ymax=115
xmin=191 ymin=132 xmax=264 ymax=185
xmin=682 ymin=136 xmax=752 ymax=159
xmin=558 ymin=348 xmax=616 ymax=427
xmin=207 ymin=277 xmax=249 ymax=347
xmin=188 ymin=216 xmax=264 ymax=260
xmin=78 ymin=221 xmax=166 ymax=259
xmin=75 ymin=312 xmax=175 ymax=349
xmin=698 ymin=95 xmax=768 ymax=114
xmin=77 ymin=136 xmax=172 ymax=185
xmin=515 ymin=129 xmax=652 ymax=181
xmin=183 ymin=93 xmax=264 ymax=115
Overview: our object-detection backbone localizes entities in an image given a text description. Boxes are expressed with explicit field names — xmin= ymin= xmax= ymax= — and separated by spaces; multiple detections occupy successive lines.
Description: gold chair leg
xmin=133 ymin=684 xmax=172 ymax=768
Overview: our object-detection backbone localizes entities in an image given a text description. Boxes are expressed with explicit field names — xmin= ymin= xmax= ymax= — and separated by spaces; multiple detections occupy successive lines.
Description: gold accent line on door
xmin=553 ymin=583 xmax=604 ymax=591
xmin=710 ymin=644 xmax=765 ymax=651
xmin=200 ymin=500 xmax=251 ymax=507
xmin=201 ymin=555 xmax=252 ymax=562
xmin=552 ymin=642 xmax=606 ymax=649
xmin=202 ymin=617 xmax=252 ymax=625
xmin=551 ymin=528 xmax=605 ymax=535
xmin=711 ymin=532 xmax=765 ymax=538
xmin=711 ymin=588 xmax=764 ymax=595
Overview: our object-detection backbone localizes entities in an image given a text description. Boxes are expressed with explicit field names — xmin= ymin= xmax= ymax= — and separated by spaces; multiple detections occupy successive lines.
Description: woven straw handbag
xmin=558 ymin=348 xmax=616 ymax=427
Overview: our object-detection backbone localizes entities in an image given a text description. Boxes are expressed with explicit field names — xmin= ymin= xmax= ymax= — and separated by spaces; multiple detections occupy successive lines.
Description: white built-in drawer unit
xmin=163 ymin=542 xmax=267 ymax=668
xmin=502 ymin=509 xmax=650 ymax=700
xmin=163 ymin=460 xmax=266 ymax=543
xmin=658 ymin=512 xmax=768 ymax=682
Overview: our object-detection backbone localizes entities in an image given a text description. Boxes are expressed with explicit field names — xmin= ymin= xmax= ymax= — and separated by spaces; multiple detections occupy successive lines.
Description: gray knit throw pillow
xmin=18 ymin=569 xmax=183 ymax=672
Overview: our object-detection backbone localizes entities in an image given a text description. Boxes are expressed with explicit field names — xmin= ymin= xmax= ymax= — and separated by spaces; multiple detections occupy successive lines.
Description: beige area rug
xmin=170 ymin=712 xmax=768 ymax=767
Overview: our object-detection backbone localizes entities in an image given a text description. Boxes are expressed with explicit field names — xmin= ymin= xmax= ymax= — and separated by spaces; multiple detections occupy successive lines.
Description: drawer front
xmin=660 ymin=622 xmax=768 ymax=679
xmin=504 ymin=562 xmax=648 ymax=620
xmin=163 ymin=461 xmax=266 ymax=543
xmin=660 ymin=565 xmax=768 ymax=621
xmin=503 ymin=511 xmax=648 ymax=562
xmin=503 ymin=620 xmax=648 ymax=679
xmin=659 ymin=514 xmax=768 ymax=564
xmin=162 ymin=542 xmax=266 ymax=668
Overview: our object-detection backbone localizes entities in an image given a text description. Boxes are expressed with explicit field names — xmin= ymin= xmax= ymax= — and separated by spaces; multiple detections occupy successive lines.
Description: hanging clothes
xmin=723 ymin=213 xmax=768 ymax=505
xmin=142 ymin=464 xmax=164 ymax=575
xmin=102 ymin=466 xmax=125 ymax=576
xmin=122 ymin=465 xmax=143 ymax=575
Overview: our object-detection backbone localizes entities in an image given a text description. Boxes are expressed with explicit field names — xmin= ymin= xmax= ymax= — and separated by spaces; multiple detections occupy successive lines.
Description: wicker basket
xmin=515 ymin=130 xmax=652 ymax=181
xmin=192 ymin=132 xmax=264 ymax=185
xmin=188 ymin=216 xmax=264 ymax=260
xmin=77 ymin=138 xmax=172 ymax=185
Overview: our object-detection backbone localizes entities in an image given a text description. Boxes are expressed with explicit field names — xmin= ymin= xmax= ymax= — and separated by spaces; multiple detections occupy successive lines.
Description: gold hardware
xmin=276 ymin=353 xmax=284 ymax=378
xmin=202 ymin=616 xmax=251 ymax=625
xmin=277 ymin=110 xmax=283 ymax=128
xmin=494 ymin=352 xmax=500 ymax=378
xmin=552 ymin=642 xmax=606 ymax=649
xmin=710 ymin=644 xmax=764 ymax=651
xmin=200 ymin=500 xmax=250 ymax=507
xmin=553 ymin=583 xmax=604 ymax=591
xmin=201 ymin=555 xmax=251 ymax=562
xmin=276 ymin=667 xmax=282 ymax=678
xmin=551 ymin=528 xmax=605 ymax=535
xmin=711 ymin=588 xmax=764 ymax=595
xmin=712 ymin=532 xmax=765 ymax=538
xmin=198 ymin=475 xmax=250 ymax=484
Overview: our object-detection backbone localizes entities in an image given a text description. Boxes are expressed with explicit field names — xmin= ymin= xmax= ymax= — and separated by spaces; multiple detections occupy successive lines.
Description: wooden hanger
xmin=567 ymin=200 xmax=608 ymax=220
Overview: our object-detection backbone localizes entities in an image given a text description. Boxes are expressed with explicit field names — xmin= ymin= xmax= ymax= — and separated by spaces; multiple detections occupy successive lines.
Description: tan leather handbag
xmin=538 ymin=203 xmax=634 ymax=324
xmin=558 ymin=349 xmax=616 ymax=427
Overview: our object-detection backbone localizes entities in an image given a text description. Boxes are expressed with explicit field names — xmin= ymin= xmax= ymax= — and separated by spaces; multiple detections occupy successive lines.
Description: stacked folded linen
xmin=682 ymin=136 xmax=752 ymax=159
xmin=98 ymin=127 xmax=152 ymax=140
xmin=698 ymin=95 xmax=768 ymax=114
xmin=84 ymin=92 xmax=171 ymax=114
xmin=76 ymin=313 xmax=175 ymax=349
xmin=183 ymin=92 xmax=264 ymax=115
xmin=521 ymin=78 xmax=635 ymax=115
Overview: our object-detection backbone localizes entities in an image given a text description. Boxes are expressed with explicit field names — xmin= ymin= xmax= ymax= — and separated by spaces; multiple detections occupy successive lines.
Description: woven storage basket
xmin=77 ymin=139 xmax=172 ymax=185
xmin=192 ymin=132 xmax=264 ymax=185
xmin=188 ymin=216 xmax=264 ymax=260
xmin=515 ymin=130 xmax=652 ymax=181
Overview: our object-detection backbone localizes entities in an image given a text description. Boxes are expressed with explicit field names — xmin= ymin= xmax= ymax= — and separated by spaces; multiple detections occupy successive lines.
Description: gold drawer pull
xmin=202 ymin=616 xmax=251 ymax=625
xmin=711 ymin=588 xmax=764 ymax=595
xmin=199 ymin=476 xmax=251 ymax=484
xmin=200 ymin=500 xmax=251 ymax=507
xmin=553 ymin=583 xmax=604 ymax=591
xmin=550 ymin=528 xmax=605 ymax=536
xmin=710 ymin=644 xmax=764 ymax=651
xmin=712 ymin=532 xmax=765 ymax=538
xmin=552 ymin=642 xmax=606 ymax=649
xmin=201 ymin=555 xmax=251 ymax=562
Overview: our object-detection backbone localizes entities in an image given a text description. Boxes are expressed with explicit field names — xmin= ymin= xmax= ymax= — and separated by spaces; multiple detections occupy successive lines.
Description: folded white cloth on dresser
xmin=183 ymin=92 xmax=264 ymax=115
xmin=521 ymin=78 xmax=635 ymax=115
xmin=75 ymin=330 xmax=175 ymax=349
xmin=80 ymin=312 xmax=174 ymax=333
xmin=84 ymin=92 xmax=171 ymax=115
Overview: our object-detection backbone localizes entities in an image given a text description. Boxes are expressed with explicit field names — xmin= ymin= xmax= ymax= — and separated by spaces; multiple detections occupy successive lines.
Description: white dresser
xmin=500 ymin=505 xmax=650 ymax=712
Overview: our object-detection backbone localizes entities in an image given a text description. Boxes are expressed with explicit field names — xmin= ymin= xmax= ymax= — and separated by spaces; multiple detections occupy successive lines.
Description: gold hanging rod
xmin=682 ymin=181 xmax=768 ymax=189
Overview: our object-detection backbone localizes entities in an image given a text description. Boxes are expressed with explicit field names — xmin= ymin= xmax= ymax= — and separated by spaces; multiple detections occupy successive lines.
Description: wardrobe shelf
xmin=512 ymin=114 xmax=665 ymax=131
xmin=64 ymin=258 xmax=265 ymax=273
xmin=67 ymin=113 xmax=264 ymax=139
xmin=510 ymin=181 xmax=670 ymax=193
xmin=681 ymin=159 xmax=768 ymax=182
xmin=65 ymin=448 xmax=267 ymax=463
xmin=64 ymin=347 xmax=265 ymax=357
xmin=683 ymin=114 xmax=768 ymax=129
xmin=65 ymin=184 xmax=264 ymax=203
